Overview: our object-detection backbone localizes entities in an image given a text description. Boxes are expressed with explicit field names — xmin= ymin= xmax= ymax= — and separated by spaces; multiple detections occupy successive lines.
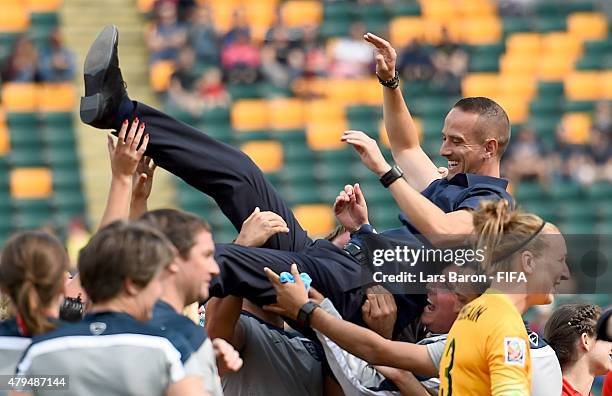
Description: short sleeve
xmin=486 ymin=319 xmax=531 ymax=396
xmin=455 ymin=185 xmax=513 ymax=212
xmin=425 ymin=339 xmax=447 ymax=371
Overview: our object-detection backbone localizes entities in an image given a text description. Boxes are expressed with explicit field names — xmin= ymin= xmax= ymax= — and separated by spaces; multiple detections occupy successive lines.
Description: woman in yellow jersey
xmin=438 ymin=200 xmax=569 ymax=396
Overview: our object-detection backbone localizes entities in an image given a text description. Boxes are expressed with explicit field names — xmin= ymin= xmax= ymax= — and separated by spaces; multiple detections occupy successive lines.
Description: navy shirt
xmin=351 ymin=173 xmax=512 ymax=246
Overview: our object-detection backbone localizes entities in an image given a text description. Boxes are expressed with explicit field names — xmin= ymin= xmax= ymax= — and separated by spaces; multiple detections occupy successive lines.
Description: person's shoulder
xmin=0 ymin=317 xmax=21 ymax=337
xmin=150 ymin=303 xmax=208 ymax=351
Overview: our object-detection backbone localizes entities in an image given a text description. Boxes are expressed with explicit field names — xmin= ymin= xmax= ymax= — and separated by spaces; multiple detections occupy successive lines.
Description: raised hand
xmin=364 ymin=32 xmax=397 ymax=81
xmin=263 ymin=264 xmax=309 ymax=320
xmin=212 ymin=338 xmax=243 ymax=375
xmin=341 ymin=130 xmax=392 ymax=176
xmin=132 ymin=156 xmax=157 ymax=202
xmin=107 ymin=118 xmax=149 ymax=180
xmin=234 ymin=207 xmax=290 ymax=247
xmin=362 ymin=286 xmax=397 ymax=339
xmin=334 ymin=183 xmax=369 ymax=232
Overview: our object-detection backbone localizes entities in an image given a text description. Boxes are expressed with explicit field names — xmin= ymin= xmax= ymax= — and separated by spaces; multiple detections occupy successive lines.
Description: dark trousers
xmin=133 ymin=102 xmax=367 ymax=323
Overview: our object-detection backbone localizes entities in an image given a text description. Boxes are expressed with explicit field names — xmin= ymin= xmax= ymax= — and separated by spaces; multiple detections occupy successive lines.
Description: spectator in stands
xmin=301 ymin=25 xmax=328 ymax=78
xmin=187 ymin=5 xmax=220 ymax=66
xmin=1 ymin=35 xmax=41 ymax=82
xmin=430 ymin=28 xmax=468 ymax=94
xmin=261 ymin=24 xmax=304 ymax=89
xmin=545 ymin=304 xmax=612 ymax=396
xmin=38 ymin=28 xmax=75 ymax=82
xmin=221 ymin=30 xmax=260 ymax=84
xmin=593 ymin=101 xmax=612 ymax=137
xmin=329 ymin=22 xmax=374 ymax=78
xmin=198 ymin=68 xmax=230 ymax=109
xmin=396 ymin=38 xmax=434 ymax=81
xmin=145 ymin=0 xmax=187 ymax=63
xmin=166 ymin=47 xmax=202 ymax=114
xmin=503 ymin=126 xmax=550 ymax=187
xmin=224 ymin=8 xmax=251 ymax=45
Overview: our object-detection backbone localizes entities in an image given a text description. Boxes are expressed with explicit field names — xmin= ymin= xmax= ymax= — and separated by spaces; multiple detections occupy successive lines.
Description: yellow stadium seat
xmin=268 ymin=98 xmax=305 ymax=130
xmin=491 ymin=96 xmax=528 ymax=123
xmin=542 ymin=32 xmax=582 ymax=59
xmin=562 ymin=113 xmax=591 ymax=144
xmin=232 ymin=99 xmax=269 ymax=131
xmin=11 ymin=168 xmax=52 ymax=199
xmin=39 ymin=83 xmax=75 ymax=112
xmin=304 ymin=100 xmax=345 ymax=123
xmin=358 ymin=78 xmax=383 ymax=106
xmin=537 ymin=56 xmax=574 ymax=81
xmin=568 ymin=12 xmax=608 ymax=41
xmin=326 ymin=79 xmax=362 ymax=106
xmin=0 ymin=125 xmax=10 ymax=155
xmin=500 ymin=53 xmax=538 ymax=76
xmin=0 ymin=5 xmax=29 ymax=32
xmin=460 ymin=17 xmax=502 ymax=45
xmin=209 ymin=3 xmax=237 ymax=33
xmin=506 ymin=33 xmax=542 ymax=55
xmin=419 ymin=0 xmax=455 ymax=23
xmin=293 ymin=204 xmax=335 ymax=237
xmin=306 ymin=120 xmax=348 ymax=150
xmin=564 ymin=72 xmax=602 ymax=101
xmin=456 ymin=0 xmax=496 ymax=17
xmin=499 ymin=75 xmax=537 ymax=100
xmin=0 ymin=109 xmax=6 ymax=128
xmin=245 ymin=2 xmax=276 ymax=42
xmin=1 ymin=83 xmax=38 ymax=112
xmin=423 ymin=19 xmax=461 ymax=45
xmin=241 ymin=140 xmax=283 ymax=172
xmin=138 ymin=0 xmax=156 ymax=13
xmin=461 ymin=73 xmax=499 ymax=98
xmin=379 ymin=117 xmax=422 ymax=148
xmin=602 ymin=71 xmax=612 ymax=100
xmin=150 ymin=60 xmax=175 ymax=93
xmin=281 ymin=1 xmax=322 ymax=28
xmin=27 ymin=0 xmax=61 ymax=12
xmin=389 ymin=17 xmax=425 ymax=46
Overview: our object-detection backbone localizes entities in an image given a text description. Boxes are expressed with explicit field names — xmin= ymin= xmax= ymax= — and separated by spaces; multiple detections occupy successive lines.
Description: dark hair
xmin=596 ymin=308 xmax=612 ymax=342
xmin=0 ymin=231 xmax=69 ymax=335
xmin=323 ymin=225 xmax=345 ymax=243
xmin=453 ymin=97 xmax=511 ymax=157
xmin=544 ymin=303 xmax=601 ymax=368
xmin=473 ymin=200 xmax=551 ymax=274
xmin=139 ymin=209 xmax=211 ymax=259
xmin=78 ymin=221 xmax=175 ymax=304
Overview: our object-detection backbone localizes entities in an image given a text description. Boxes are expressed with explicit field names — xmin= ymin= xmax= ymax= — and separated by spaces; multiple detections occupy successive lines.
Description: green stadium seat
xmin=564 ymin=0 xmax=596 ymax=13
xmin=29 ymin=12 xmax=59 ymax=47
xmin=6 ymin=112 xmax=38 ymax=129
xmin=468 ymin=56 xmax=499 ymax=72
xmin=587 ymin=182 xmax=612 ymax=200
xmin=12 ymin=198 xmax=53 ymax=230
xmin=45 ymin=146 xmax=79 ymax=167
xmin=9 ymin=148 xmax=45 ymax=167
xmin=558 ymin=221 xmax=594 ymax=234
xmin=514 ymin=181 xmax=546 ymax=202
xmin=282 ymin=184 xmax=322 ymax=205
xmin=576 ymin=53 xmax=602 ymax=70
xmin=563 ymin=100 xmax=595 ymax=113
xmin=279 ymin=163 xmax=316 ymax=184
xmin=52 ymin=169 xmax=82 ymax=193
xmin=528 ymin=114 xmax=559 ymax=144
xmin=41 ymin=126 xmax=77 ymax=149
xmin=411 ymin=96 xmax=458 ymax=118
xmin=8 ymin=127 xmax=41 ymax=149
xmin=502 ymin=17 xmax=532 ymax=36
xmin=548 ymin=181 xmax=585 ymax=200
xmin=534 ymin=16 xmax=567 ymax=32
xmin=227 ymin=83 xmax=261 ymax=100
xmin=0 ymin=32 xmax=19 ymax=62
xmin=537 ymin=81 xmax=564 ymax=98
xmin=283 ymin=141 xmax=314 ymax=164
xmin=560 ymin=203 xmax=597 ymax=223
xmin=319 ymin=20 xmax=351 ymax=39
xmin=323 ymin=1 xmax=353 ymax=21
xmin=40 ymin=112 xmax=73 ymax=127
xmin=53 ymin=191 xmax=86 ymax=220
xmin=528 ymin=96 xmax=562 ymax=116
xmin=346 ymin=106 xmax=381 ymax=124
xmin=522 ymin=202 xmax=560 ymax=223
xmin=395 ymin=2 xmax=421 ymax=16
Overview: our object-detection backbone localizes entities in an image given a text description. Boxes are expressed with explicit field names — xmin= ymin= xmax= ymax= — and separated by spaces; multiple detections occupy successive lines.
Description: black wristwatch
xmin=297 ymin=301 xmax=320 ymax=326
xmin=379 ymin=165 xmax=404 ymax=188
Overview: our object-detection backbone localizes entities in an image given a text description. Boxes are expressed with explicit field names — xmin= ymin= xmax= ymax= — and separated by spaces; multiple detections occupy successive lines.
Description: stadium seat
xmin=542 ymin=32 xmax=583 ymax=60
xmin=356 ymin=79 xmax=383 ymax=106
xmin=39 ymin=84 xmax=75 ymax=112
xmin=304 ymin=100 xmax=345 ymax=123
xmin=506 ymin=33 xmax=542 ymax=55
xmin=561 ymin=112 xmax=591 ymax=144
xmin=292 ymin=204 xmax=334 ymax=237
xmin=281 ymin=1 xmax=322 ymax=28
xmin=460 ymin=17 xmax=502 ymax=45
xmin=325 ymin=79 xmax=362 ymax=106
xmin=231 ymin=99 xmax=269 ymax=131
xmin=419 ymin=0 xmax=455 ymax=23
xmin=499 ymin=74 xmax=537 ymax=100
xmin=389 ymin=17 xmax=425 ymax=46
xmin=537 ymin=55 xmax=574 ymax=81
xmin=0 ymin=5 xmax=30 ymax=32
xmin=267 ymin=98 xmax=305 ymax=130
xmin=492 ymin=96 xmax=528 ymax=123
xmin=150 ymin=60 xmax=175 ymax=93
xmin=499 ymin=53 xmax=538 ymax=76
xmin=0 ymin=125 xmax=9 ymax=155
xmin=461 ymin=73 xmax=499 ymax=98
xmin=456 ymin=0 xmax=496 ymax=17
xmin=306 ymin=121 xmax=348 ymax=151
xmin=27 ymin=0 xmax=61 ymax=11
xmin=137 ymin=0 xmax=155 ymax=13
xmin=1 ymin=83 xmax=38 ymax=112
xmin=564 ymin=71 xmax=603 ymax=101
xmin=10 ymin=167 xmax=52 ymax=199
xmin=567 ymin=12 xmax=608 ymax=41
xmin=240 ymin=140 xmax=283 ymax=173
xmin=603 ymin=71 xmax=612 ymax=100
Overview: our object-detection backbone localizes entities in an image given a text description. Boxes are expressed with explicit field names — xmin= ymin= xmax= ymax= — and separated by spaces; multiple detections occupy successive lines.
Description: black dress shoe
xmin=80 ymin=25 xmax=128 ymax=129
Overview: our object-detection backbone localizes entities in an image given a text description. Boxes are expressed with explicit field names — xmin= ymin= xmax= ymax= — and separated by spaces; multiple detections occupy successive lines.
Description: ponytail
xmin=473 ymin=200 xmax=550 ymax=274
xmin=0 ymin=231 xmax=69 ymax=335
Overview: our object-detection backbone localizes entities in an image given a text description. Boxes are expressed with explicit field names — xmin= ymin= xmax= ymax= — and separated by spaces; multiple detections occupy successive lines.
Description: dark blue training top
xmin=150 ymin=300 xmax=207 ymax=350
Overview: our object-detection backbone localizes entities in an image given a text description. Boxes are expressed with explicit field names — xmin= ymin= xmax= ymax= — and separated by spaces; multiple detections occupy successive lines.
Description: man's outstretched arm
xmin=365 ymin=33 xmax=441 ymax=192
xmin=342 ymin=131 xmax=473 ymax=245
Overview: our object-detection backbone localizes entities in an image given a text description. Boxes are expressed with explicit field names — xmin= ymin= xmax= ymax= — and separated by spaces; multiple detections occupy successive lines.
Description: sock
xmin=112 ymin=96 xmax=136 ymax=131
